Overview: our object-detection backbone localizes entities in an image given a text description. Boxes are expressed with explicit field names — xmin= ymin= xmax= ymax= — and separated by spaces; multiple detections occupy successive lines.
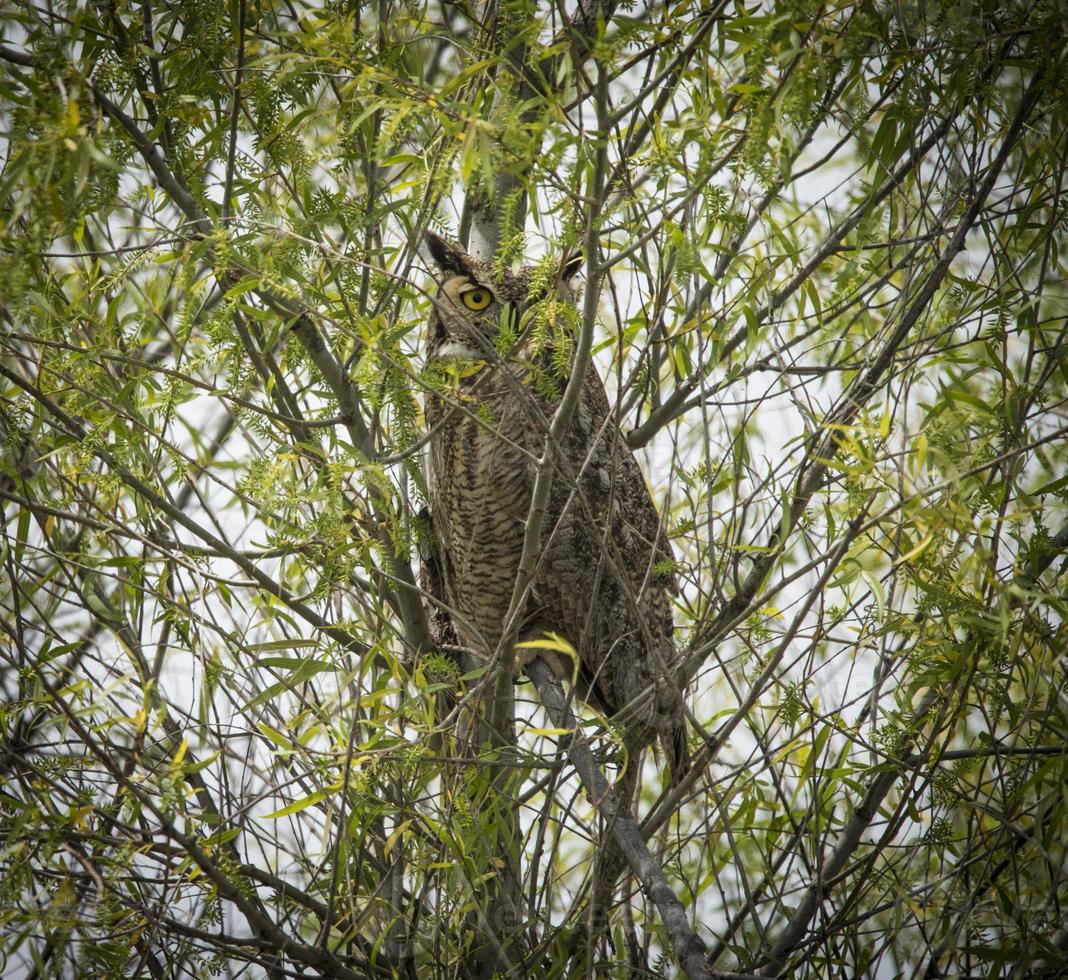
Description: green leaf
xmin=264 ymin=788 xmax=328 ymax=819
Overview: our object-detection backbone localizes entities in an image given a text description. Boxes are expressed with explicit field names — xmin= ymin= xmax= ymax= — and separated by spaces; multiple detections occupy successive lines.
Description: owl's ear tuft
xmin=425 ymin=232 xmax=473 ymax=276
xmin=561 ymin=249 xmax=585 ymax=281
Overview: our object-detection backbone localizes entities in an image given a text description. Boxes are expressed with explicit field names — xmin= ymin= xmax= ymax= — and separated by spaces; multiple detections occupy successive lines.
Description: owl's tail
xmin=648 ymin=674 xmax=689 ymax=784
xmin=664 ymin=720 xmax=689 ymax=786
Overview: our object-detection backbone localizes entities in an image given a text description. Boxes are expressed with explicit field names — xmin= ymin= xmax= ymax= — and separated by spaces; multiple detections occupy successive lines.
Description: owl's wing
xmin=526 ymin=356 xmax=680 ymax=732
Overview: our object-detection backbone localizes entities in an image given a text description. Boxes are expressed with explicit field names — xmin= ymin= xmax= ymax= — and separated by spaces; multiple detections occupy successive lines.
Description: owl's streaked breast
xmin=426 ymin=365 xmax=534 ymax=656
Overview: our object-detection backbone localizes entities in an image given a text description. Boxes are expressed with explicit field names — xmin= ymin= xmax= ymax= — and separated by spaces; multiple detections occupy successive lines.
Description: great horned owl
xmin=421 ymin=232 xmax=686 ymax=773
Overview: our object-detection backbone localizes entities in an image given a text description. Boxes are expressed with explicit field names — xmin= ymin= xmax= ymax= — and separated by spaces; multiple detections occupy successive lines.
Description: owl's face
xmin=424 ymin=232 xmax=581 ymax=363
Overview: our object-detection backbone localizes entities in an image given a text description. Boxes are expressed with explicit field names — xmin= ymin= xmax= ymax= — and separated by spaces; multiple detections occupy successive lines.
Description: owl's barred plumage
xmin=421 ymin=233 xmax=687 ymax=774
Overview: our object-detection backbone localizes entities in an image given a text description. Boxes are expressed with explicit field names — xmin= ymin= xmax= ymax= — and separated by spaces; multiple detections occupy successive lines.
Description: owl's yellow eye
xmin=460 ymin=287 xmax=492 ymax=311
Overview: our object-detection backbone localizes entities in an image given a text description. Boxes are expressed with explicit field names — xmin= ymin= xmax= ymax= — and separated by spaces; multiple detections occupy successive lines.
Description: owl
xmin=421 ymin=232 xmax=686 ymax=774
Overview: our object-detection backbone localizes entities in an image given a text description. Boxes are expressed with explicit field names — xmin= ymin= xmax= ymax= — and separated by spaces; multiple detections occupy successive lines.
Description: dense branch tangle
xmin=1 ymin=2 xmax=1066 ymax=979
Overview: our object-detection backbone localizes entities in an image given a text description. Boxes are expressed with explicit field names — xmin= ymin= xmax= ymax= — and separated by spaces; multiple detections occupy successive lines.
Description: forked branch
xmin=525 ymin=657 xmax=717 ymax=980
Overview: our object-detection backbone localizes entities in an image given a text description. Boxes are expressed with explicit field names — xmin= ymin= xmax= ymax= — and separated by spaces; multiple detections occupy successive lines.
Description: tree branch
xmin=72 ymin=54 xmax=433 ymax=657
xmin=625 ymin=32 xmax=1026 ymax=450
xmin=525 ymin=657 xmax=716 ymax=980
xmin=754 ymin=504 xmax=1067 ymax=976
xmin=0 ymin=362 xmax=370 ymax=658
xmin=680 ymin=58 xmax=1050 ymax=688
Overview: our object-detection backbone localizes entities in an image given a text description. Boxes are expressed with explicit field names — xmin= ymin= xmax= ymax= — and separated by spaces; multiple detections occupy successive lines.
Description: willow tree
xmin=1 ymin=1 xmax=1066 ymax=977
